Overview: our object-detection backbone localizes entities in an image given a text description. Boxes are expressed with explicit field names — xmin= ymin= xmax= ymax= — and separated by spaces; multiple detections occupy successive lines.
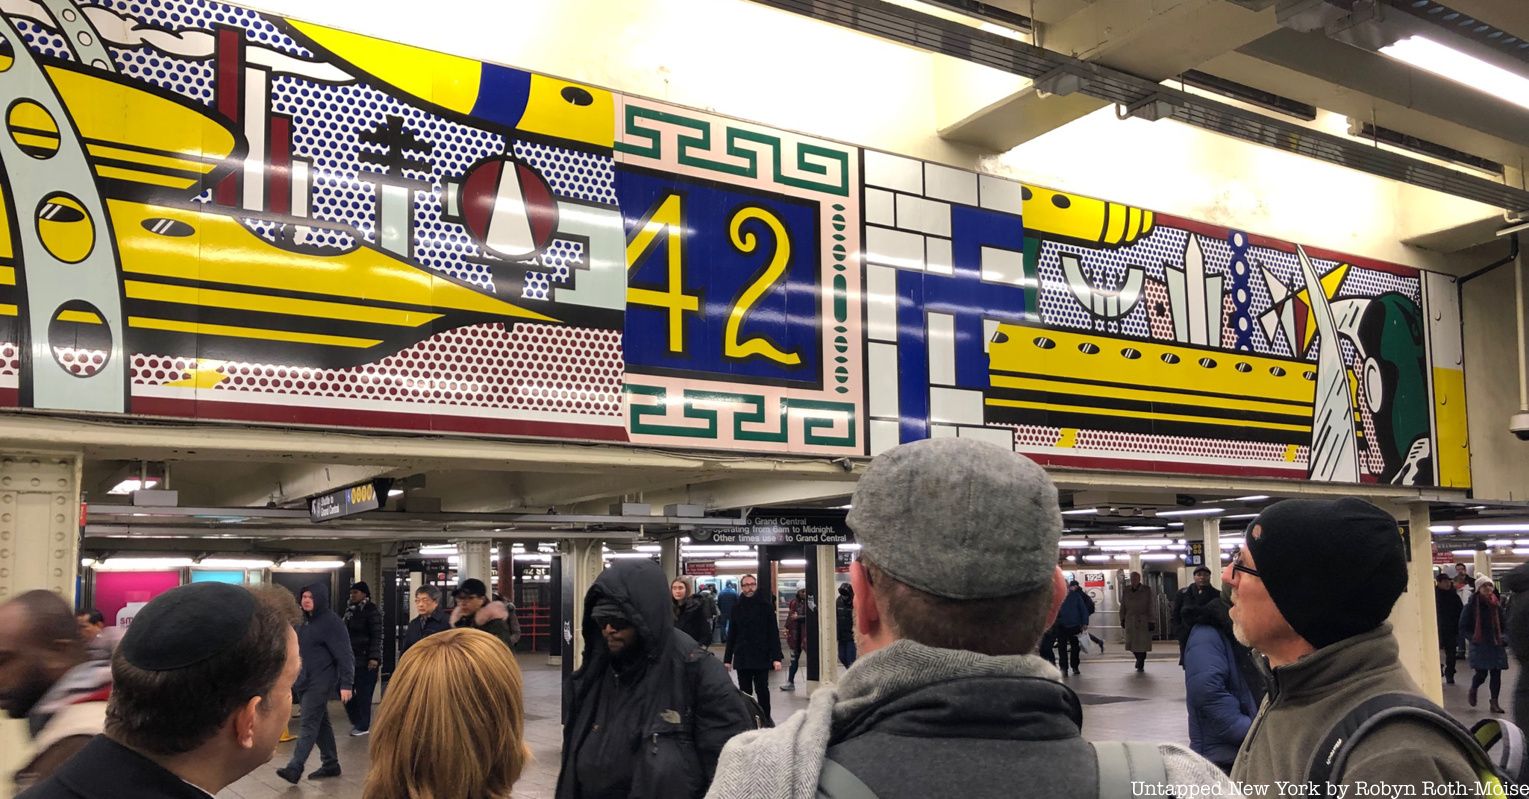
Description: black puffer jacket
xmin=1499 ymin=562 xmax=1529 ymax=662
xmin=556 ymin=561 xmax=750 ymax=799
xmin=674 ymin=597 xmax=712 ymax=645
xmin=343 ymin=598 xmax=383 ymax=664
xmin=724 ymin=591 xmax=783 ymax=671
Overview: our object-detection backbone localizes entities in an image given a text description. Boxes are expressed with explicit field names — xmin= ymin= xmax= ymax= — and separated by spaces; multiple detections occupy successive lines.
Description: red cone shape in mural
xmin=459 ymin=157 xmax=558 ymax=260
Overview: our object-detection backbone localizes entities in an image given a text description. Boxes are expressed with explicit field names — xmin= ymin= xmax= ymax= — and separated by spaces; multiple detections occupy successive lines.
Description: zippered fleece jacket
xmin=1232 ymin=623 xmax=1479 ymax=793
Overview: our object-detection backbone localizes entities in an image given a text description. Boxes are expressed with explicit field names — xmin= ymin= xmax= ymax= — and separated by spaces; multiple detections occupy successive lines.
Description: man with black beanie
xmin=341 ymin=581 xmax=382 ymax=736
xmin=1227 ymin=497 xmax=1477 ymax=793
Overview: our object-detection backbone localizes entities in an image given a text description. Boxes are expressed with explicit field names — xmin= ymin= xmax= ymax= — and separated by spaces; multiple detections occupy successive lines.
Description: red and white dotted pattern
xmin=208 ymin=323 xmax=624 ymax=415
xmin=52 ymin=347 xmax=107 ymax=378
xmin=131 ymin=354 xmax=195 ymax=386
xmin=0 ymin=343 xmax=19 ymax=376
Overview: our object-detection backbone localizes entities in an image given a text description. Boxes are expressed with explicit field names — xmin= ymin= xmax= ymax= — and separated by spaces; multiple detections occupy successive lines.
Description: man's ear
xmin=233 ymin=695 xmax=262 ymax=750
xmin=1044 ymin=567 xmax=1066 ymax=629
xmin=850 ymin=560 xmax=879 ymax=634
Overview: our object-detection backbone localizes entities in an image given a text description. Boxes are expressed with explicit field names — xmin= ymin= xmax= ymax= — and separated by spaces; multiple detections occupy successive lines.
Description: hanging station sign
xmin=694 ymin=511 xmax=853 ymax=545
xmin=309 ymin=479 xmax=393 ymax=522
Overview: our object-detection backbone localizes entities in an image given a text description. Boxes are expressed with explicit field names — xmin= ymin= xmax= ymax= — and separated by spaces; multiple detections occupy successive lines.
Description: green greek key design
xmin=625 ymin=384 xmax=856 ymax=448
xmin=617 ymin=105 xmax=850 ymax=197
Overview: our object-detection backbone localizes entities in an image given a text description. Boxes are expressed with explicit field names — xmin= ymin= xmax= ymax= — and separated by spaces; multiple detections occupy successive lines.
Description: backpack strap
xmin=1473 ymin=718 xmax=1529 ymax=784
xmin=1093 ymin=741 xmax=1167 ymax=799
xmin=817 ymin=757 xmax=879 ymax=799
xmin=1307 ymin=692 xmax=1488 ymax=791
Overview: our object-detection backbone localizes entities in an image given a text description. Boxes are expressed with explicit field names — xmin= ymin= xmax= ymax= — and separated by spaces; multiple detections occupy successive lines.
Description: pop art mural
xmin=0 ymin=0 xmax=1469 ymax=487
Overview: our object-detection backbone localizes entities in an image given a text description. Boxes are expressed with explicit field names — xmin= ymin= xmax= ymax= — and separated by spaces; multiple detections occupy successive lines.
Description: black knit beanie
xmin=1244 ymin=497 xmax=1406 ymax=650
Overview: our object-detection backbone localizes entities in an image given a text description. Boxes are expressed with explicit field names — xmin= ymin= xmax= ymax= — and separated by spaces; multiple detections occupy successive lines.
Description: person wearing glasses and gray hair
xmin=1226 ymin=498 xmax=1477 ymax=794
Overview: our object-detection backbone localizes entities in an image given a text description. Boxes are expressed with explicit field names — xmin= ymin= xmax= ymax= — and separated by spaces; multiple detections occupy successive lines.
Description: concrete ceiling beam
xmin=939 ymin=0 xmax=1277 ymax=151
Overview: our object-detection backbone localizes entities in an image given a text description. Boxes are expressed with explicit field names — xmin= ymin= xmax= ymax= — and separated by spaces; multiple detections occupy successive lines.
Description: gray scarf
xmin=706 ymin=639 xmax=1238 ymax=799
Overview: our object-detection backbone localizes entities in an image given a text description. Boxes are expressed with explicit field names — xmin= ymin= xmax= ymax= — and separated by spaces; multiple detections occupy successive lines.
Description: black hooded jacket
xmin=556 ymin=561 xmax=751 ymax=799
xmin=1500 ymin=562 xmax=1529 ymax=662
xmin=295 ymin=581 xmax=355 ymax=695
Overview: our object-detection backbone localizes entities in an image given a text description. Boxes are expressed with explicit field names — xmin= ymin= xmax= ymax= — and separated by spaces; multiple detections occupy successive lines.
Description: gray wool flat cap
xmin=846 ymin=438 xmax=1061 ymax=600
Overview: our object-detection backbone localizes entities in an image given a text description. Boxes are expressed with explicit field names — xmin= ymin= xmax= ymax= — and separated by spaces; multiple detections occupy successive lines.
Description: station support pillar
xmin=1389 ymin=502 xmax=1442 ymax=705
xmin=0 ymin=451 xmax=82 ymax=793
xmin=459 ymin=540 xmax=492 ymax=593
xmin=1475 ymin=550 xmax=1493 ymax=580
xmin=814 ymin=544 xmax=839 ymax=689
xmin=1182 ymin=516 xmax=1222 ymax=588
xmin=660 ymin=537 xmax=681 ymax=582
xmin=357 ymin=551 xmax=383 ymax=603
xmin=561 ymin=540 xmax=605 ymax=672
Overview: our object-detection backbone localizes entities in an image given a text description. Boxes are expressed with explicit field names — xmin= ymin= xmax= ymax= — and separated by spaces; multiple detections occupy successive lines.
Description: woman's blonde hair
xmin=363 ymin=628 xmax=530 ymax=799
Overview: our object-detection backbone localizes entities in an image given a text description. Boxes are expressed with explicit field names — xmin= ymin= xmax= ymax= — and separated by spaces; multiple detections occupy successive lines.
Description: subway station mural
xmin=0 ymin=0 xmax=1468 ymax=487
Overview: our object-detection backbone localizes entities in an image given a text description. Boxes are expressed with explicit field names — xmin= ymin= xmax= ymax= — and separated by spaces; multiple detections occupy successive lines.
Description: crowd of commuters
xmin=7 ymin=438 xmax=1527 ymax=798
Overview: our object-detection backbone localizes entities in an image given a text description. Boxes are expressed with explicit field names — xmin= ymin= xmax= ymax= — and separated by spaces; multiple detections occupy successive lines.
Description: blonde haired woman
xmin=363 ymin=628 xmax=530 ymax=799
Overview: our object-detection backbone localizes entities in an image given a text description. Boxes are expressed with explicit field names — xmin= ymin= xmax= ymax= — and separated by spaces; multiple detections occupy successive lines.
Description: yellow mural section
xmin=1022 ymin=185 xmax=1155 ymax=247
xmin=1433 ymin=367 xmax=1471 ymax=488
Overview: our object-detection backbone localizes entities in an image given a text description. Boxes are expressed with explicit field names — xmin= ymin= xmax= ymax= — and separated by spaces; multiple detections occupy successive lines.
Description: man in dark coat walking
xmin=716 ymin=582 xmax=739 ymax=643
xmin=556 ymin=560 xmax=751 ymax=798
xmin=1499 ymin=562 xmax=1529 ymax=733
xmin=723 ymin=574 xmax=783 ymax=723
xmin=276 ymin=582 xmax=353 ymax=784
xmin=341 ymin=581 xmax=382 ymax=736
xmin=400 ymin=585 xmax=451 ymax=658
xmin=1435 ymin=571 xmax=1464 ymax=685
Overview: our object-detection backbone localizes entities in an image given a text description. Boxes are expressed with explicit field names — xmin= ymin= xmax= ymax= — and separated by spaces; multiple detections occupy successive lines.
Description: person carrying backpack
xmin=706 ymin=439 xmax=1235 ymax=799
xmin=1225 ymin=498 xmax=1478 ymax=793
xmin=556 ymin=560 xmax=752 ymax=799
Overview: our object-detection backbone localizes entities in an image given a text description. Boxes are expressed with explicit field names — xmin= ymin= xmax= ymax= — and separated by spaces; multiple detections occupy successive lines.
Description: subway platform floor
xmin=218 ymin=648 xmax=1508 ymax=799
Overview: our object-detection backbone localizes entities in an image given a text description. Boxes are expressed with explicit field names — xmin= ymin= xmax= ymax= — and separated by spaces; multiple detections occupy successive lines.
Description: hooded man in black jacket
xmin=556 ymin=560 xmax=751 ymax=799
xmin=276 ymin=581 xmax=353 ymax=784
xmin=1435 ymin=571 xmax=1464 ymax=685
xmin=341 ymin=581 xmax=382 ymax=736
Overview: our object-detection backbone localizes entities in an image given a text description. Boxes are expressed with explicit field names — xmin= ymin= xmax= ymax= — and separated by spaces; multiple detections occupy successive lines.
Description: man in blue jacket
xmin=276 ymin=582 xmax=353 ymax=784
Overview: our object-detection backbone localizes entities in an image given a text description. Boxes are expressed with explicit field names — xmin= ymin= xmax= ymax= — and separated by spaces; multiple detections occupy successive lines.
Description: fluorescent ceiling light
xmin=713 ymin=558 xmax=760 ymax=568
xmin=838 ymin=543 xmax=862 ymax=551
xmin=1223 ymin=513 xmax=1259 ymax=520
xmin=1452 ymin=550 xmax=1479 ymax=556
xmin=512 ymin=554 xmax=551 ymax=562
xmin=1430 ymin=525 xmax=1456 ymax=534
xmin=1124 ymin=525 xmax=1167 ymax=532
xmin=1232 ymin=495 xmax=1269 ymax=502
xmin=1140 ymin=553 xmax=1180 ymax=562
xmin=780 ymin=559 xmax=808 ymax=567
xmin=198 ymin=559 xmax=274 ymax=569
xmin=1061 ymin=508 xmax=1098 ymax=516
xmin=1380 ymin=36 xmax=1529 ymax=112
xmin=1484 ymin=539 xmax=1515 ymax=547
xmin=605 ymin=552 xmax=655 ymax=560
xmin=1219 ymin=538 xmax=1245 ymax=549
xmin=1514 ymin=549 xmax=1529 ymax=556
xmin=1461 ymin=524 xmax=1529 ymax=533
xmin=388 ymin=489 xmax=403 ymax=497
xmin=96 ymin=557 xmax=193 ymax=570
xmin=108 ymin=478 xmax=159 ymax=495
xmin=1156 ymin=507 xmax=1224 ymax=517
xmin=281 ymin=560 xmax=346 ymax=570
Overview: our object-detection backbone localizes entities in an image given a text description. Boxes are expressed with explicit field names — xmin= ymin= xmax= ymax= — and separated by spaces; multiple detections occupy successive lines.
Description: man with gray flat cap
xmin=19 ymin=582 xmax=302 ymax=799
xmin=707 ymin=438 xmax=1235 ymax=799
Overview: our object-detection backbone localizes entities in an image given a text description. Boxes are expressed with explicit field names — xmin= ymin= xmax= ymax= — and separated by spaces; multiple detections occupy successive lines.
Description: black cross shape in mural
xmin=358 ymin=115 xmax=434 ymax=189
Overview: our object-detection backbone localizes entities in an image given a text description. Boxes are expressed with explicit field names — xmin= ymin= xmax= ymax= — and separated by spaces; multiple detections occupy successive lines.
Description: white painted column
xmin=1183 ymin=516 xmax=1222 ymax=588
xmin=1475 ymin=550 xmax=1493 ymax=580
xmin=0 ymin=451 xmax=82 ymax=795
xmin=459 ymin=540 xmax=492 ymax=592
xmin=814 ymin=544 xmax=839 ymax=689
xmin=1388 ymin=503 xmax=1442 ymax=705
xmin=563 ymin=539 xmax=605 ymax=671
xmin=661 ymin=537 xmax=681 ymax=581
xmin=1127 ymin=551 xmax=1143 ymax=577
